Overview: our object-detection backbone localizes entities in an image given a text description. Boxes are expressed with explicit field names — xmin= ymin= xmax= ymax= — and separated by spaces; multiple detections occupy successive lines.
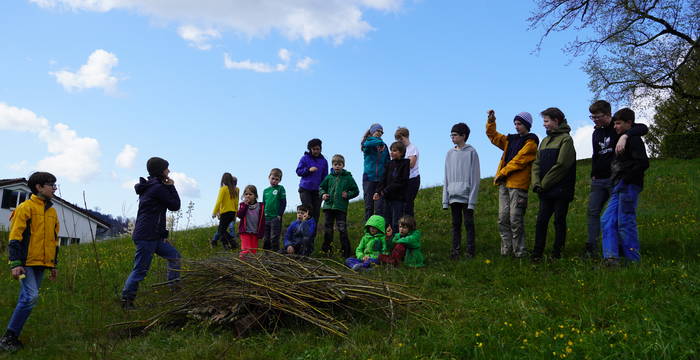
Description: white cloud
xmin=0 ymin=102 xmax=101 ymax=182
xmin=177 ymin=25 xmax=221 ymax=50
xmin=121 ymin=178 xmax=138 ymax=190
xmin=8 ymin=160 xmax=30 ymax=172
xmin=115 ymin=144 xmax=138 ymax=168
xmin=50 ymin=49 xmax=120 ymax=94
xmin=278 ymin=48 xmax=291 ymax=62
xmin=570 ymin=124 xmax=595 ymax=159
xmin=224 ymin=53 xmax=283 ymax=73
xmin=169 ymin=171 xmax=200 ymax=198
xmin=296 ymin=56 xmax=315 ymax=70
xmin=30 ymin=0 xmax=404 ymax=44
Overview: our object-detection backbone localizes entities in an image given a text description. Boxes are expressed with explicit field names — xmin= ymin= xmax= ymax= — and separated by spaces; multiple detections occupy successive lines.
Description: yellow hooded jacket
xmin=8 ymin=194 xmax=60 ymax=268
xmin=486 ymin=121 xmax=538 ymax=190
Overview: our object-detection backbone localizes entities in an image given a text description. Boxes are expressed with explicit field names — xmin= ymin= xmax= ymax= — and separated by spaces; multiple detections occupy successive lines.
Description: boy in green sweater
xmin=319 ymin=154 xmax=360 ymax=258
xmin=263 ymin=168 xmax=286 ymax=251
xmin=380 ymin=215 xmax=425 ymax=267
xmin=345 ymin=215 xmax=385 ymax=271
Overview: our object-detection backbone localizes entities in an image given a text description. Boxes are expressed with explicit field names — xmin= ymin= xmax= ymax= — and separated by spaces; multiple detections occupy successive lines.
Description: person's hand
xmin=362 ymin=255 xmax=370 ymax=262
xmin=385 ymin=225 xmax=393 ymax=238
xmin=163 ymin=238 xmax=171 ymax=244
xmin=287 ymin=246 xmax=295 ymax=254
xmin=487 ymin=109 xmax=496 ymax=123
xmin=373 ymin=193 xmax=381 ymax=201
xmin=302 ymin=213 xmax=310 ymax=221
xmin=163 ymin=177 xmax=175 ymax=185
xmin=11 ymin=266 xmax=25 ymax=280
xmin=49 ymin=268 xmax=57 ymax=281
xmin=494 ymin=174 xmax=506 ymax=184
xmin=309 ymin=167 xmax=318 ymax=173
xmin=341 ymin=191 xmax=348 ymax=199
xmin=616 ymin=134 xmax=628 ymax=155
xmin=533 ymin=185 xmax=543 ymax=193
xmin=322 ymin=194 xmax=330 ymax=200
xmin=212 ymin=214 xmax=217 ymax=219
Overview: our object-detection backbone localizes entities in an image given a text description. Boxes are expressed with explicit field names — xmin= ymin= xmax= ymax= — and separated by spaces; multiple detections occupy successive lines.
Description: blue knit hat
xmin=369 ymin=123 xmax=383 ymax=134
xmin=514 ymin=112 xmax=533 ymax=130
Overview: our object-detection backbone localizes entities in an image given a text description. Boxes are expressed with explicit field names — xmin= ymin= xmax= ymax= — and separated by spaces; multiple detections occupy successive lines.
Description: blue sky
xmin=1 ymin=0 xmax=636 ymax=227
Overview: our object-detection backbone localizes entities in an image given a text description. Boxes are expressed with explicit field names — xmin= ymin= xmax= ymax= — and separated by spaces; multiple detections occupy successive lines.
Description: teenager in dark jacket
xmin=121 ymin=157 xmax=181 ymax=309
xmin=374 ymin=141 xmax=410 ymax=233
xmin=602 ymin=108 xmax=649 ymax=263
xmin=296 ymin=138 xmax=328 ymax=229
xmin=531 ymin=108 xmax=576 ymax=261
xmin=585 ymin=100 xmax=648 ymax=257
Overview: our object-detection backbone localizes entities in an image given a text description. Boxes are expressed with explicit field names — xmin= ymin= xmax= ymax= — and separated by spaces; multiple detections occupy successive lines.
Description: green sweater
xmin=355 ymin=215 xmax=386 ymax=259
xmin=385 ymin=230 xmax=425 ymax=267
xmin=319 ymin=169 xmax=360 ymax=212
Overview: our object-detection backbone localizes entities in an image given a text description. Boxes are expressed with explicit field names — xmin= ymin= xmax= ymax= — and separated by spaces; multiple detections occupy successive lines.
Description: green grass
xmin=1 ymin=158 xmax=699 ymax=359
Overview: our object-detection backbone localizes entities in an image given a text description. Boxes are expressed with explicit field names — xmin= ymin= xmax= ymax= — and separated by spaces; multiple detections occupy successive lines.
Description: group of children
xmin=1 ymin=100 xmax=650 ymax=352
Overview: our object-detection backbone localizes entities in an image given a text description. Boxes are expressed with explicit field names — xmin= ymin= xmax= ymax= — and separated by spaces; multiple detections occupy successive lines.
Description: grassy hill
xmin=1 ymin=158 xmax=699 ymax=359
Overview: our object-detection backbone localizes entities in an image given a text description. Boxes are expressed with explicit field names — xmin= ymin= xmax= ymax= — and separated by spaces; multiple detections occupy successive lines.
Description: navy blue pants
xmin=122 ymin=239 xmax=181 ymax=300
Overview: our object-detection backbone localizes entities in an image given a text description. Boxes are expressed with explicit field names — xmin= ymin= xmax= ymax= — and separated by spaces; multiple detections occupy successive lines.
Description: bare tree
xmin=529 ymin=0 xmax=700 ymax=103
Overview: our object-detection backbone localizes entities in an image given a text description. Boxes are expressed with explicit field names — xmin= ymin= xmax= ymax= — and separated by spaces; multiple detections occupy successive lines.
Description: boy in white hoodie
xmin=443 ymin=122 xmax=481 ymax=259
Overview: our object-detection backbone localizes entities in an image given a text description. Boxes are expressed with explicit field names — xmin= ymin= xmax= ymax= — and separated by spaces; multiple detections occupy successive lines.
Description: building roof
xmin=0 ymin=178 xmax=111 ymax=229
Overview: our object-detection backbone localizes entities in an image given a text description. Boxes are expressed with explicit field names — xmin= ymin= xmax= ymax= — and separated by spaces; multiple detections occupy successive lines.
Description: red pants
xmin=379 ymin=244 xmax=406 ymax=266
xmin=240 ymin=233 xmax=259 ymax=257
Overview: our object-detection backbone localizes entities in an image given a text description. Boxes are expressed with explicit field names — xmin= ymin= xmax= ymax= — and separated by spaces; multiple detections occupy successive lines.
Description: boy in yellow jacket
xmin=486 ymin=110 xmax=539 ymax=257
xmin=1 ymin=172 xmax=60 ymax=352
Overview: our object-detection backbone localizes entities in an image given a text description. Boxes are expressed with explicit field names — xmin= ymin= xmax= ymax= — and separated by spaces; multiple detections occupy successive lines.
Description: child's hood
xmin=135 ymin=176 xmax=161 ymax=195
xmin=303 ymin=151 xmax=326 ymax=160
xmin=364 ymin=215 xmax=386 ymax=235
xmin=331 ymin=169 xmax=352 ymax=177
xmin=453 ymin=144 xmax=475 ymax=152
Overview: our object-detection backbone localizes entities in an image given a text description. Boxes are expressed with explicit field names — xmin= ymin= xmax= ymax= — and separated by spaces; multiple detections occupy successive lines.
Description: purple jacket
xmin=296 ymin=152 xmax=329 ymax=191
xmin=237 ymin=201 xmax=265 ymax=238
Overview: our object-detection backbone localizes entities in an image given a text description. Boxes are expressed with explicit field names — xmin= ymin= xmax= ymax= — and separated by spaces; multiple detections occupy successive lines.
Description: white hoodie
xmin=443 ymin=144 xmax=480 ymax=209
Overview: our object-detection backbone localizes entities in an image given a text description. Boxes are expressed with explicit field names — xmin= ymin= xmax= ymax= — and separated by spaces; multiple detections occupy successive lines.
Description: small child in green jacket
xmin=380 ymin=215 xmax=425 ymax=267
xmin=345 ymin=215 xmax=385 ymax=271
xmin=319 ymin=154 xmax=360 ymax=258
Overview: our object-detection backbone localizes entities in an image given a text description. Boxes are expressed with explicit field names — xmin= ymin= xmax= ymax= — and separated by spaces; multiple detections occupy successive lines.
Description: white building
xmin=0 ymin=178 xmax=110 ymax=246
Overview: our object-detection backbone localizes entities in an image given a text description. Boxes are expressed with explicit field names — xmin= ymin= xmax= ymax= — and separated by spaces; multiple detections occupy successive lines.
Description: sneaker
xmin=604 ymin=258 xmax=620 ymax=267
xmin=351 ymin=263 xmax=363 ymax=271
xmin=121 ymin=298 xmax=136 ymax=311
xmin=0 ymin=334 xmax=23 ymax=352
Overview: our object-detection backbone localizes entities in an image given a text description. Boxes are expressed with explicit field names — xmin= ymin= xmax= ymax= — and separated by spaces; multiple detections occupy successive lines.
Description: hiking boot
xmin=604 ymin=258 xmax=620 ymax=267
xmin=121 ymin=298 xmax=136 ymax=311
xmin=0 ymin=334 xmax=23 ymax=352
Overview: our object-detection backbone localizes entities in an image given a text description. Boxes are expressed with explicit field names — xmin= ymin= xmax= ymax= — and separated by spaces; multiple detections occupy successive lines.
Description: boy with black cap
xmin=121 ymin=157 xmax=181 ymax=310
xmin=486 ymin=110 xmax=539 ymax=258
xmin=443 ymin=122 xmax=481 ymax=259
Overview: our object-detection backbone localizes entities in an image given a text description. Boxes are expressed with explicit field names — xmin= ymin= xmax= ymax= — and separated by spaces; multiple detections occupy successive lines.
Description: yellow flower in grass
xmin=484 ymin=259 xmax=491 ymax=264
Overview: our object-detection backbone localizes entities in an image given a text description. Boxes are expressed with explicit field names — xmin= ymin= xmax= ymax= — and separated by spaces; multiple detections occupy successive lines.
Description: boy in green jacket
xmin=345 ymin=215 xmax=385 ymax=271
xmin=319 ymin=154 xmax=360 ymax=258
xmin=380 ymin=215 xmax=425 ymax=267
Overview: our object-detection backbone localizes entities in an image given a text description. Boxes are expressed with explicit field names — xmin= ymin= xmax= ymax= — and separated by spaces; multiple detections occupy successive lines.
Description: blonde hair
xmin=395 ymin=127 xmax=409 ymax=140
xmin=331 ymin=154 xmax=345 ymax=165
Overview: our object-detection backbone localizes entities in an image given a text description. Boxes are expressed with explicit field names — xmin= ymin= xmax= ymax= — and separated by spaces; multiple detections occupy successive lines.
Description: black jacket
xmin=132 ymin=176 xmax=181 ymax=241
xmin=377 ymin=158 xmax=410 ymax=201
xmin=591 ymin=122 xmax=648 ymax=179
xmin=611 ymin=135 xmax=649 ymax=188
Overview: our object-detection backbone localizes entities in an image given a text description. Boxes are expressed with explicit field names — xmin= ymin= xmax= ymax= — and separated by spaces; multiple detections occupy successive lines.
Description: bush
xmin=661 ymin=133 xmax=700 ymax=159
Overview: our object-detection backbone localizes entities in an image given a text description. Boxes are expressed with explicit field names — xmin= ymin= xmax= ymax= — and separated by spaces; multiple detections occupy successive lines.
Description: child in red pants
xmin=380 ymin=215 xmax=425 ymax=267
xmin=237 ymin=185 xmax=265 ymax=257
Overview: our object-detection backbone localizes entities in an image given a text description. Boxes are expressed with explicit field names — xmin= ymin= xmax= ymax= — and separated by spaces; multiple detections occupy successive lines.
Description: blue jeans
xmin=122 ymin=239 xmax=181 ymax=300
xmin=7 ymin=267 xmax=45 ymax=336
xmin=602 ymin=181 xmax=641 ymax=261
xmin=345 ymin=257 xmax=380 ymax=269
xmin=587 ymin=178 xmax=612 ymax=253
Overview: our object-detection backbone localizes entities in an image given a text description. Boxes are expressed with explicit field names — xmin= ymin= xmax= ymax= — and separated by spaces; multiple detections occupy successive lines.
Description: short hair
xmin=307 ymin=138 xmax=322 ymax=151
xmin=27 ymin=172 xmax=57 ymax=195
xmin=390 ymin=141 xmax=406 ymax=157
xmin=613 ymin=108 xmax=635 ymax=123
xmin=540 ymin=107 xmax=566 ymax=124
xmin=331 ymin=154 xmax=345 ymax=165
xmin=296 ymin=204 xmax=310 ymax=213
xmin=269 ymin=168 xmax=283 ymax=179
xmin=451 ymin=123 xmax=470 ymax=139
xmin=243 ymin=185 xmax=258 ymax=199
xmin=398 ymin=215 xmax=417 ymax=232
xmin=394 ymin=127 xmax=410 ymax=140
xmin=589 ymin=100 xmax=612 ymax=115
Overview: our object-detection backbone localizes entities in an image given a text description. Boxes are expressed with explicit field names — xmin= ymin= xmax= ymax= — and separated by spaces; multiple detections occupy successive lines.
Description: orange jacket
xmin=486 ymin=121 xmax=538 ymax=190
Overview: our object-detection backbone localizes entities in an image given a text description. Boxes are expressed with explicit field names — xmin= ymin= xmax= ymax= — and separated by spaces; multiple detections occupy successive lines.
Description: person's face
xmin=244 ymin=191 xmax=256 ymax=204
xmin=333 ymin=162 xmax=344 ymax=172
xmin=368 ymin=226 xmax=379 ymax=235
xmin=162 ymin=168 xmax=170 ymax=178
xmin=269 ymin=175 xmax=281 ymax=186
xmin=395 ymin=135 xmax=409 ymax=146
xmin=296 ymin=209 xmax=309 ymax=221
xmin=614 ymin=119 xmax=632 ymax=134
xmin=372 ymin=129 xmax=384 ymax=137
xmin=36 ymin=182 xmax=57 ymax=199
xmin=514 ymin=120 xmax=528 ymax=135
xmin=450 ymin=132 xmax=465 ymax=145
xmin=590 ymin=112 xmax=611 ymax=127
xmin=398 ymin=224 xmax=409 ymax=236
xmin=310 ymin=146 xmax=322 ymax=157
xmin=390 ymin=148 xmax=403 ymax=160
xmin=543 ymin=116 xmax=559 ymax=131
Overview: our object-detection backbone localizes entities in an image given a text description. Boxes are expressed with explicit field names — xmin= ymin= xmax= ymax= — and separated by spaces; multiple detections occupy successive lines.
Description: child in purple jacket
xmin=296 ymin=138 xmax=328 ymax=231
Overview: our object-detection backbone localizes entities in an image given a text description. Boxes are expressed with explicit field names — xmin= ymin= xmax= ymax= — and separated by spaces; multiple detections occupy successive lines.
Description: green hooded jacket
xmin=319 ymin=169 xmax=360 ymax=212
xmin=355 ymin=215 xmax=386 ymax=259
xmin=385 ymin=230 xmax=425 ymax=267
xmin=531 ymin=121 xmax=576 ymax=201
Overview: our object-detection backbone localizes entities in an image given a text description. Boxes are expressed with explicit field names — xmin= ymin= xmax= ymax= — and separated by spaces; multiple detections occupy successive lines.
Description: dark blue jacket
xmin=283 ymin=218 xmax=316 ymax=256
xmin=296 ymin=152 xmax=329 ymax=191
xmin=132 ymin=176 xmax=181 ymax=241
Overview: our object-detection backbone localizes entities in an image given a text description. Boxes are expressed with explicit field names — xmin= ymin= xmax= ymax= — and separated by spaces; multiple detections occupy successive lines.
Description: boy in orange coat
xmin=486 ymin=110 xmax=539 ymax=257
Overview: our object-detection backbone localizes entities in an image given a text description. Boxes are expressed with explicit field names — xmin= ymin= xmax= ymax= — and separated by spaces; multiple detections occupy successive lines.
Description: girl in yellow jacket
xmin=211 ymin=173 xmax=239 ymax=250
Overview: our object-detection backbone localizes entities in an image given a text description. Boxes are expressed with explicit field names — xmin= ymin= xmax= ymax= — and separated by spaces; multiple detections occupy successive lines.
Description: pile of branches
xmin=114 ymin=251 xmax=430 ymax=337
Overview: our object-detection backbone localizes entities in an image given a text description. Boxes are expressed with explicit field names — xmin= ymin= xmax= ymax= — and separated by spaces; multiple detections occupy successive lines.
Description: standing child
xmin=296 ymin=139 xmax=328 ymax=230
xmin=345 ymin=215 xmax=386 ymax=271
xmin=263 ymin=168 xmax=287 ymax=251
xmin=283 ymin=205 xmax=317 ymax=256
xmin=379 ymin=215 xmax=425 ymax=267
xmin=121 ymin=157 xmax=181 ymax=309
xmin=443 ymin=123 xmax=481 ymax=259
xmin=361 ymin=123 xmax=390 ymax=220
xmin=531 ymin=107 xmax=576 ymax=261
xmin=0 ymin=172 xmax=59 ymax=352
xmin=319 ymin=154 xmax=360 ymax=258
xmin=486 ymin=110 xmax=539 ymax=258
xmin=211 ymin=173 xmax=239 ymax=250
xmin=601 ymin=108 xmax=649 ymax=264
xmin=394 ymin=127 xmax=421 ymax=216
xmin=374 ymin=142 xmax=410 ymax=232
xmin=237 ymin=185 xmax=265 ymax=257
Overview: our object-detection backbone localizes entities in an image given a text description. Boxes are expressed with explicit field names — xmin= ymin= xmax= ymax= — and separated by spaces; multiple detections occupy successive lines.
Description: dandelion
xmin=477 ymin=342 xmax=484 ymax=348
xmin=484 ymin=259 xmax=491 ymax=264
